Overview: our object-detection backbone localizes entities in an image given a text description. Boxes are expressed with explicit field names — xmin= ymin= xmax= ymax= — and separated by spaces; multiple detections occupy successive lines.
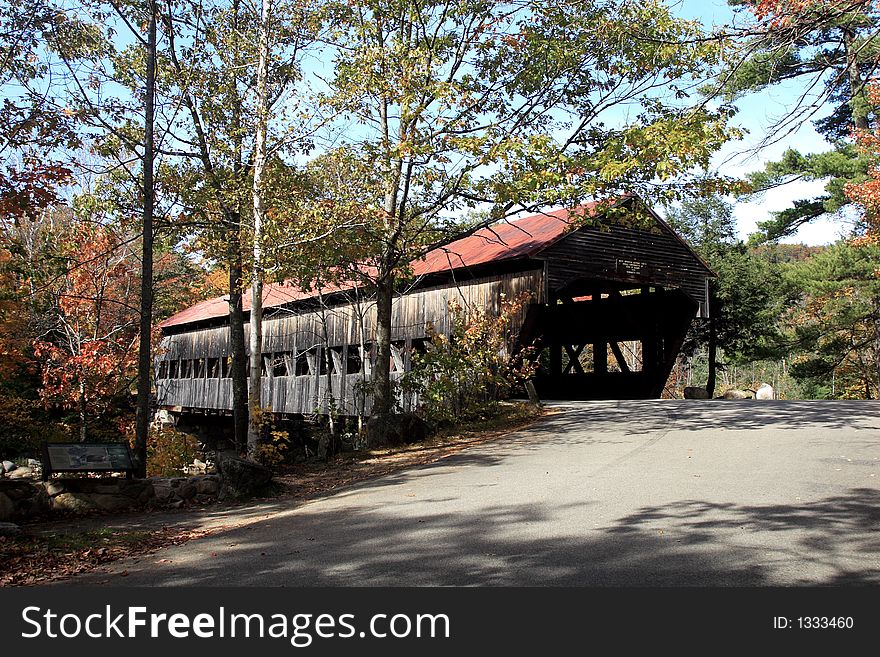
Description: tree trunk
xmin=133 ymin=5 xmax=156 ymax=478
xmin=228 ymin=226 xmax=248 ymax=453
xmin=874 ymin=297 xmax=880 ymax=400
xmin=167 ymin=0 xmax=248 ymax=452
xmin=706 ymin=312 xmax=718 ymax=398
xmin=79 ymin=380 xmax=87 ymax=442
xmin=842 ymin=26 xmax=868 ymax=131
xmin=372 ymin=275 xmax=394 ymax=434
xmin=247 ymin=280 xmax=263 ymax=456
xmin=355 ymin=287 xmax=368 ymax=433
xmin=229 ymin=0 xmax=248 ymax=455
xmin=318 ymin=293 xmax=337 ymax=448
xmin=247 ymin=275 xmax=263 ymax=456
xmin=247 ymin=0 xmax=271 ymax=458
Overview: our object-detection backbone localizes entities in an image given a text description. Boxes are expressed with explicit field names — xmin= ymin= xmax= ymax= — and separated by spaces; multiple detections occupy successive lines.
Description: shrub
xmin=0 ymin=395 xmax=69 ymax=459
xmin=403 ymin=292 xmax=536 ymax=425
xmin=146 ymin=426 xmax=200 ymax=477
xmin=250 ymin=406 xmax=292 ymax=468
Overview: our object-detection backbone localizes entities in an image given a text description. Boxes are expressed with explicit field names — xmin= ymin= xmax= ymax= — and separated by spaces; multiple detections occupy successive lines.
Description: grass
xmin=40 ymin=527 xmax=152 ymax=551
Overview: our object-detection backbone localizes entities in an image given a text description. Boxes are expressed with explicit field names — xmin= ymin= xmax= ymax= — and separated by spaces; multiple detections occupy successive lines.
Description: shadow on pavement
xmin=72 ymin=486 xmax=880 ymax=587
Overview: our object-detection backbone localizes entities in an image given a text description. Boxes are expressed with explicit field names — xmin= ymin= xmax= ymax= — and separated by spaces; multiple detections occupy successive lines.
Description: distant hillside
xmin=751 ymin=243 xmax=827 ymax=264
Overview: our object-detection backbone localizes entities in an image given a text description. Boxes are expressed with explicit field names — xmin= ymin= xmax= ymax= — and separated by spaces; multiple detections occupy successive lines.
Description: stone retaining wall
xmin=0 ymin=480 xmax=50 ymax=521
xmin=0 ymin=475 xmax=221 ymax=522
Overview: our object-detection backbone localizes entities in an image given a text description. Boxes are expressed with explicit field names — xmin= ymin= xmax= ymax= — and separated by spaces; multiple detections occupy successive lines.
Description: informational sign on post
xmin=42 ymin=442 xmax=134 ymax=479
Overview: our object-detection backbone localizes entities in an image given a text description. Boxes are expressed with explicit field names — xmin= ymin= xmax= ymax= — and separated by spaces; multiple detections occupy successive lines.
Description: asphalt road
xmin=75 ymin=400 xmax=880 ymax=586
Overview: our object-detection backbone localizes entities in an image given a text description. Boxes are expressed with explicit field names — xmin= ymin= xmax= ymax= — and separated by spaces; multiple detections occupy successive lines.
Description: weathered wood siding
xmin=154 ymin=373 xmax=412 ymax=416
xmin=156 ymin=270 xmax=543 ymax=415
xmin=540 ymin=222 xmax=711 ymax=316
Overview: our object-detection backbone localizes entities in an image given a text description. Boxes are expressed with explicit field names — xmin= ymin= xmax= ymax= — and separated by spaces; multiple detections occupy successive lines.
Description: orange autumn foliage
xmin=32 ymin=223 xmax=139 ymax=419
xmin=845 ymin=83 xmax=880 ymax=245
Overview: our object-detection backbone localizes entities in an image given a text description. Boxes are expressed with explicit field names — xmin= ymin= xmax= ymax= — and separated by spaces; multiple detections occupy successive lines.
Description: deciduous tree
xmin=721 ymin=0 xmax=880 ymax=241
xmin=312 ymin=0 xmax=739 ymax=428
xmin=33 ymin=221 xmax=140 ymax=440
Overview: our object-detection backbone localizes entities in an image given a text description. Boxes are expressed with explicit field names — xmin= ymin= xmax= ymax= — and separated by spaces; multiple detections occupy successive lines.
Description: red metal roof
xmin=160 ymin=202 xmax=601 ymax=329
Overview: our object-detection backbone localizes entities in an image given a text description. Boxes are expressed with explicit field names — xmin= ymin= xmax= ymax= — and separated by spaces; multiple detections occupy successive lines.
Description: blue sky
xmin=674 ymin=0 xmax=845 ymax=245
xmin=4 ymin=0 xmax=846 ymax=245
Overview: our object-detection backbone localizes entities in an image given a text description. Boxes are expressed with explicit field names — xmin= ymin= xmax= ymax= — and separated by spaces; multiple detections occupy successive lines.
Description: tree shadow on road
xmin=521 ymin=400 xmax=880 ymax=448
xmin=73 ymin=486 xmax=880 ymax=587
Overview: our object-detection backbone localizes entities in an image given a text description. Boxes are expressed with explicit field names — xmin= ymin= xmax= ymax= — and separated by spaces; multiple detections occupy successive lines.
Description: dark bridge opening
xmin=521 ymin=285 xmax=696 ymax=400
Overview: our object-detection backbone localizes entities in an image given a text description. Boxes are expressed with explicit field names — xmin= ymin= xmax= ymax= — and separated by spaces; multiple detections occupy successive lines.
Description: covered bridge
xmin=156 ymin=197 xmax=712 ymax=418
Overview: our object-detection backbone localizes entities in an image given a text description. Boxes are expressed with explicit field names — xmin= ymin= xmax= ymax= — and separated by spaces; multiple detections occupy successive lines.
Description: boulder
xmin=7 ymin=466 xmax=33 ymax=480
xmin=43 ymin=480 xmax=68 ymax=497
xmin=18 ymin=489 xmax=49 ymax=517
xmin=153 ymin=409 xmax=177 ymax=427
xmin=134 ymin=481 xmax=155 ymax=504
xmin=150 ymin=478 xmax=177 ymax=501
xmin=194 ymin=476 xmax=220 ymax=496
xmin=93 ymin=482 xmax=125 ymax=495
xmin=177 ymin=480 xmax=197 ymax=500
xmin=0 ymin=480 xmax=33 ymax=501
xmin=117 ymin=480 xmax=152 ymax=502
xmin=51 ymin=492 xmax=99 ymax=513
xmin=524 ymin=380 xmax=542 ymax=407
xmin=217 ymin=455 xmax=272 ymax=499
xmin=755 ymin=383 xmax=774 ymax=400
xmin=0 ymin=522 xmax=21 ymax=537
xmin=683 ymin=386 xmax=710 ymax=399
xmin=722 ymin=389 xmax=754 ymax=400
xmin=88 ymin=493 xmax=136 ymax=512
xmin=364 ymin=413 xmax=430 ymax=448
xmin=2 ymin=460 xmax=16 ymax=473
xmin=316 ymin=434 xmax=330 ymax=461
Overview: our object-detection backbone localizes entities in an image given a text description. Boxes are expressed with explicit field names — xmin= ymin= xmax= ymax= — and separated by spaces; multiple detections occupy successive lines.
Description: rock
xmin=43 ymin=480 xmax=67 ymax=497
xmin=177 ymin=481 xmax=197 ymax=500
xmin=0 ymin=479 xmax=50 ymax=519
xmin=150 ymin=478 xmax=176 ymax=500
xmin=217 ymin=455 xmax=272 ymax=499
xmin=27 ymin=459 xmax=40 ymax=469
xmin=89 ymin=494 xmax=135 ymax=512
xmin=2 ymin=460 xmax=16 ymax=473
xmin=17 ymin=488 xmax=50 ymax=517
xmin=94 ymin=482 xmax=124 ymax=495
xmin=0 ymin=522 xmax=21 ymax=536
xmin=0 ymin=480 xmax=37 ymax=501
xmin=316 ymin=434 xmax=330 ymax=461
xmin=755 ymin=383 xmax=774 ymax=400
xmin=153 ymin=409 xmax=177 ymax=427
xmin=364 ymin=413 xmax=430 ymax=448
xmin=524 ymin=380 xmax=542 ymax=407
xmin=683 ymin=386 xmax=710 ymax=399
xmin=135 ymin=481 xmax=155 ymax=504
xmin=0 ymin=492 xmax=13 ymax=521
xmin=194 ymin=476 xmax=220 ymax=496
xmin=7 ymin=467 xmax=33 ymax=480
xmin=51 ymin=492 xmax=99 ymax=512
xmin=722 ymin=389 xmax=754 ymax=400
